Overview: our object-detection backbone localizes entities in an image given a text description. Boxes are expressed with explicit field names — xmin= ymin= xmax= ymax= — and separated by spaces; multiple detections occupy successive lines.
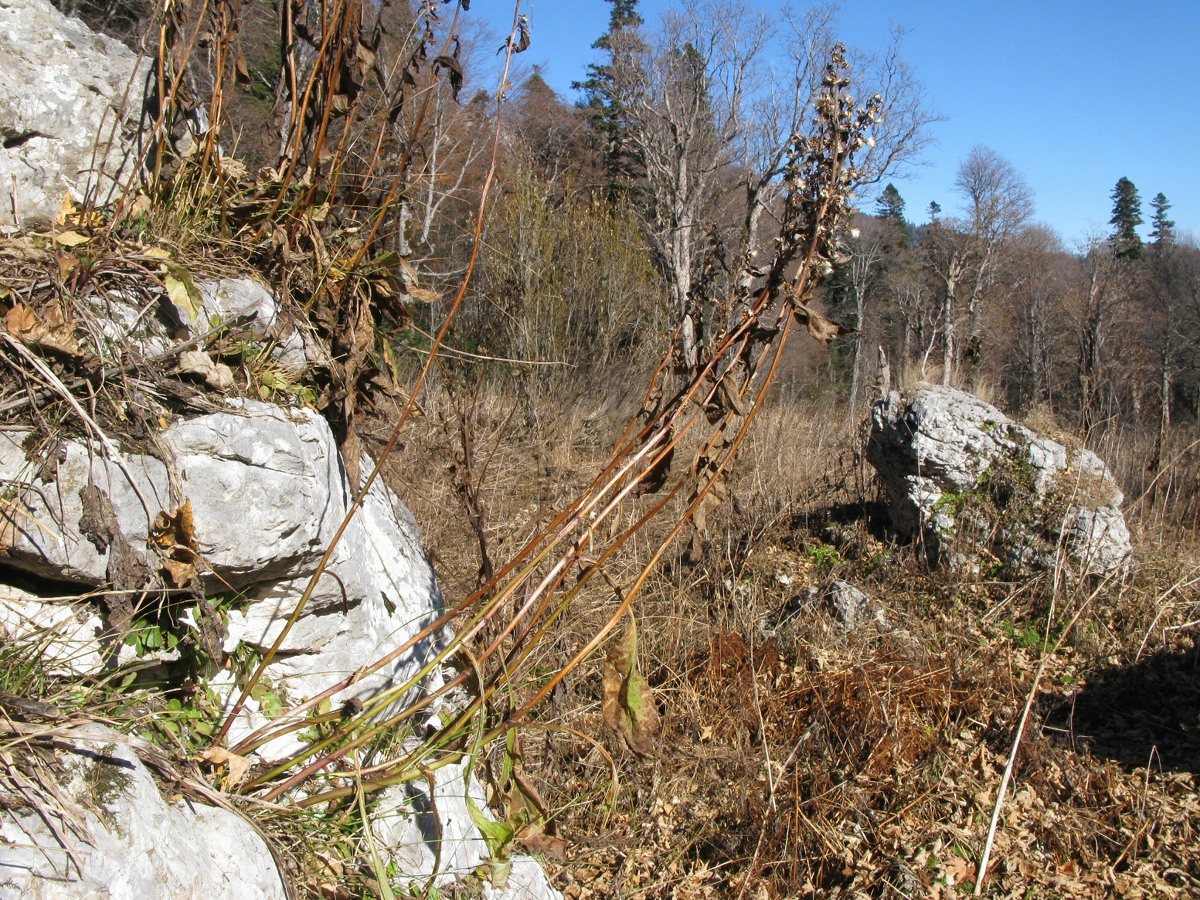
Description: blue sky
xmin=471 ymin=1 xmax=1198 ymax=248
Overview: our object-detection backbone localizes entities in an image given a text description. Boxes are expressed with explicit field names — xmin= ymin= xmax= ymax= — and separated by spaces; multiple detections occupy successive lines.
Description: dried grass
xmin=388 ymin=378 xmax=1200 ymax=899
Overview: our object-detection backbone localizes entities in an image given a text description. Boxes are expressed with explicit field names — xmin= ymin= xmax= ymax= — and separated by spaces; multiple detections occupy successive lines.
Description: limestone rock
xmin=0 ymin=726 xmax=286 ymax=899
xmin=0 ymin=0 xmax=145 ymax=227
xmin=867 ymin=386 xmax=1131 ymax=575
xmin=0 ymin=401 xmax=443 ymax=739
xmin=0 ymin=584 xmax=104 ymax=676
xmin=82 ymin=277 xmax=308 ymax=373
xmin=825 ymin=580 xmax=877 ymax=631
xmin=0 ymin=429 xmax=171 ymax=585
xmin=372 ymin=756 xmax=562 ymax=899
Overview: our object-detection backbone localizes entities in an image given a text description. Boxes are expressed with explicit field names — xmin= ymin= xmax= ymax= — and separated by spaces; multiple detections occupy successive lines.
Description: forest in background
xmin=7 ymin=1 xmax=1200 ymax=897
xmin=52 ymin=0 xmax=1200 ymax=528
xmin=59 ymin=0 xmax=1200 ymax=531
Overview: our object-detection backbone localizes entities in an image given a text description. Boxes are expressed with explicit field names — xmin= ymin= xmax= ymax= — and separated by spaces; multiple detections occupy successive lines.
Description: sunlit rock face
xmin=0 ymin=0 xmax=146 ymax=228
xmin=868 ymin=385 xmax=1131 ymax=575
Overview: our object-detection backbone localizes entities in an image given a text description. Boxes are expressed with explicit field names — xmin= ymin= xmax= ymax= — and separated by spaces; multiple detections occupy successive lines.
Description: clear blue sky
xmin=472 ymin=1 xmax=1198 ymax=248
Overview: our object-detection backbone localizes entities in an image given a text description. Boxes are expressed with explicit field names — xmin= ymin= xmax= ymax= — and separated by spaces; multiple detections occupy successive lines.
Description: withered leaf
xmin=433 ymin=54 xmax=464 ymax=99
xmin=53 ymin=230 xmax=90 ymax=248
xmin=152 ymin=500 xmax=197 ymax=553
xmin=178 ymin=349 xmax=235 ymax=391
xmin=5 ymin=302 xmax=36 ymax=337
xmin=601 ymin=616 xmax=659 ymax=756
xmin=521 ymin=831 xmax=568 ymax=861
xmin=633 ymin=438 xmax=673 ymax=498
xmin=6 ymin=302 xmax=84 ymax=358
xmin=160 ymin=555 xmax=197 ymax=589
xmin=198 ymin=746 xmax=252 ymax=789
xmin=234 ymin=49 xmax=250 ymax=83
xmin=717 ymin=369 xmax=745 ymax=417
xmin=500 ymin=19 xmax=531 ymax=55
xmin=795 ymin=304 xmax=848 ymax=345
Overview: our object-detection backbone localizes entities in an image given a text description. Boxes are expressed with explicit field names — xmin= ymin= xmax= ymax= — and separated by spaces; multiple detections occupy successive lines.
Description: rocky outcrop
xmin=0 ymin=0 xmax=145 ymax=227
xmin=0 ymin=726 xmax=287 ymax=899
xmin=867 ymin=386 xmax=1131 ymax=575
xmin=0 ymin=401 xmax=564 ymax=897
xmin=0 ymin=397 xmax=560 ymax=897
xmin=0 ymin=400 xmax=443 ymax=748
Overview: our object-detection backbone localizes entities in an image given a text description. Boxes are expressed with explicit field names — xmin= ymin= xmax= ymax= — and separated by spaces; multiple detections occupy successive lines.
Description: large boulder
xmin=0 ymin=398 xmax=559 ymax=897
xmin=867 ymin=386 xmax=1131 ymax=575
xmin=0 ymin=726 xmax=287 ymax=899
xmin=0 ymin=400 xmax=442 ymax=730
xmin=0 ymin=0 xmax=145 ymax=227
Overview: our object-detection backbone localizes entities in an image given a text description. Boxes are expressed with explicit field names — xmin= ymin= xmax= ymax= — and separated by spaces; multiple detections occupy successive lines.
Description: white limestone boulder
xmin=0 ymin=400 xmax=441 ymax=722
xmin=372 ymin=756 xmax=562 ymax=899
xmin=0 ymin=0 xmax=145 ymax=227
xmin=867 ymin=386 xmax=1131 ymax=575
xmin=0 ymin=726 xmax=287 ymax=899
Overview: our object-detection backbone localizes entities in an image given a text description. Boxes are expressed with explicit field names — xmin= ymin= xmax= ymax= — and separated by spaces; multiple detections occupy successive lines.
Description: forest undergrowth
xmin=385 ymin=374 xmax=1200 ymax=899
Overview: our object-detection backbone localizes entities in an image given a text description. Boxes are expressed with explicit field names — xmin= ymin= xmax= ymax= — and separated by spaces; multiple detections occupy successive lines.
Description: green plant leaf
xmin=467 ymin=796 xmax=514 ymax=860
xmin=164 ymin=263 xmax=203 ymax=321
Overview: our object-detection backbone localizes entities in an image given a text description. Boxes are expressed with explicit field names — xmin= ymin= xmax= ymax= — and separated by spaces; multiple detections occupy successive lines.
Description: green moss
xmin=82 ymin=750 xmax=135 ymax=835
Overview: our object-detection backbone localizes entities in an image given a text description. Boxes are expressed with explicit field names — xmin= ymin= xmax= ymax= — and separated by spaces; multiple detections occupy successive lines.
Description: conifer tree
xmin=1109 ymin=176 xmax=1143 ymax=259
xmin=573 ymin=0 xmax=644 ymax=193
xmin=877 ymin=183 xmax=906 ymax=222
xmin=1150 ymin=192 xmax=1175 ymax=246
xmin=876 ymin=183 xmax=909 ymax=249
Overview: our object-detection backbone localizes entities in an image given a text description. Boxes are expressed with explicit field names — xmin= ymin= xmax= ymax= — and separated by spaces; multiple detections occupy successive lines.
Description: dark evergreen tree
xmin=1109 ymin=176 xmax=1143 ymax=259
xmin=573 ymin=0 xmax=644 ymax=194
xmin=876 ymin=183 xmax=909 ymax=249
xmin=1150 ymin=192 xmax=1176 ymax=246
xmin=877 ymin=183 xmax=906 ymax=222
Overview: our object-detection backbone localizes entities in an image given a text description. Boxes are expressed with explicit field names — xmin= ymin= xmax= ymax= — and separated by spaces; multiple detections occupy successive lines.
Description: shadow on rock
xmin=1044 ymin=640 xmax=1200 ymax=775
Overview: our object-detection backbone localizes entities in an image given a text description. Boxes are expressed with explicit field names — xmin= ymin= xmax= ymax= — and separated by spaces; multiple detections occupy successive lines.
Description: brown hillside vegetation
xmin=391 ymin=384 xmax=1200 ymax=898
xmin=3 ymin=1 xmax=1199 ymax=897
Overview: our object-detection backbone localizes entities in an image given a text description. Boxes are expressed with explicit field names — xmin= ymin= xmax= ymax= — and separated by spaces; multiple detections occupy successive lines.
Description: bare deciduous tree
xmin=599 ymin=1 xmax=935 ymax=379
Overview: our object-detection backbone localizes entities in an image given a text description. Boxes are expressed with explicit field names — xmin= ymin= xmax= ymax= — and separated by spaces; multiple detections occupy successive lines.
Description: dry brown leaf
xmin=178 ymin=350 xmax=234 ymax=390
xmin=942 ymin=854 xmax=975 ymax=885
xmin=152 ymin=500 xmax=197 ymax=552
xmin=5 ymin=302 xmax=36 ymax=336
xmin=521 ymin=830 xmax=569 ymax=861
xmin=602 ymin=616 xmax=659 ymax=756
xmin=794 ymin=304 xmax=848 ymax=345
xmin=53 ymin=230 xmax=90 ymax=248
xmin=633 ymin=433 xmax=673 ymax=498
xmin=6 ymin=302 xmax=84 ymax=358
xmin=160 ymin=555 xmax=196 ymax=588
xmin=198 ymin=746 xmax=252 ymax=789
xmin=152 ymin=500 xmax=200 ymax=586
xmin=56 ymin=195 xmax=102 ymax=227
xmin=404 ymin=286 xmax=441 ymax=304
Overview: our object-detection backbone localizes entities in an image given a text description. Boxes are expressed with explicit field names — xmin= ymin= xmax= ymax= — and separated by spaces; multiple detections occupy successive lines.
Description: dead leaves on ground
xmin=197 ymin=745 xmax=252 ymax=790
xmin=5 ymin=301 xmax=85 ymax=360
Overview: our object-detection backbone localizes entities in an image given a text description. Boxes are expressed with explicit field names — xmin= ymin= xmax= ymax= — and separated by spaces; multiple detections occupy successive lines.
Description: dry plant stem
xmin=213 ymin=10 xmax=525 ymax=750
xmin=2 ymin=334 xmax=152 ymax=521
xmin=243 ymin=47 xmax=864 ymax=809
xmin=248 ymin=305 xmax=774 ymax=794
xmin=0 ymin=312 xmax=255 ymax=415
xmin=499 ymin=308 xmax=800 ymax=732
xmin=1136 ymin=567 xmax=1200 ymax=660
xmin=973 ymin=570 xmax=1118 ymax=895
